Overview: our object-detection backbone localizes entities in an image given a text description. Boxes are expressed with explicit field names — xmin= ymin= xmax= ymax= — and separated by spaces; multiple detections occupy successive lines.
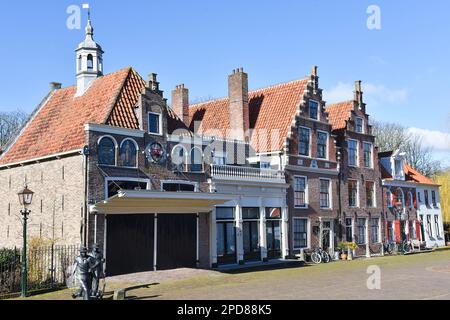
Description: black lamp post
xmin=17 ymin=186 xmax=34 ymax=298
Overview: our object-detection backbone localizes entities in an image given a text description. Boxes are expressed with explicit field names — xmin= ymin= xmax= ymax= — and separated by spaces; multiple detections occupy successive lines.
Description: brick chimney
xmin=172 ymin=84 xmax=190 ymax=126
xmin=50 ymin=82 xmax=62 ymax=91
xmin=354 ymin=80 xmax=363 ymax=105
xmin=228 ymin=68 xmax=249 ymax=141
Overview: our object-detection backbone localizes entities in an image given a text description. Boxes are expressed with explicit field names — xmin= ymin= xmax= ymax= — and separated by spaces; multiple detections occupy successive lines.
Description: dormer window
xmin=394 ymin=159 xmax=403 ymax=176
xmin=309 ymin=101 xmax=319 ymax=120
xmin=356 ymin=117 xmax=364 ymax=133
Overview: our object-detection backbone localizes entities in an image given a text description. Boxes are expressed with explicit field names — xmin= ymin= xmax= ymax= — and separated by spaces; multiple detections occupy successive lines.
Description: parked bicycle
xmin=303 ymin=248 xmax=331 ymax=264
xmin=383 ymin=241 xmax=398 ymax=255
xmin=402 ymin=239 xmax=414 ymax=254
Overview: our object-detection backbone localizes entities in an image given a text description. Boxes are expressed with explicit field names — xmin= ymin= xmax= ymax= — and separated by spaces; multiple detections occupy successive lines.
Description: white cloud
xmin=324 ymin=82 xmax=408 ymax=106
xmin=408 ymin=127 xmax=450 ymax=152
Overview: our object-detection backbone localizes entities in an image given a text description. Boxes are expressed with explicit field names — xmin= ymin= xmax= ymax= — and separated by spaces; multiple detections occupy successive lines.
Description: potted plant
xmin=346 ymin=242 xmax=358 ymax=261
xmin=336 ymin=242 xmax=348 ymax=260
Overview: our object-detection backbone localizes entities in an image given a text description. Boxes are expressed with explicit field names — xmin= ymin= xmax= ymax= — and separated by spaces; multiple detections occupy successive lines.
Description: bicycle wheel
xmin=322 ymin=252 xmax=331 ymax=263
xmin=403 ymin=241 xmax=413 ymax=254
xmin=311 ymin=252 xmax=322 ymax=264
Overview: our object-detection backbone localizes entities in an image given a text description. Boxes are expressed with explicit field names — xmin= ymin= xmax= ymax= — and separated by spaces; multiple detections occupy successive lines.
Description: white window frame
xmin=119 ymin=138 xmax=139 ymax=168
xmin=298 ymin=126 xmax=312 ymax=158
xmin=317 ymin=130 xmax=329 ymax=160
xmin=309 ymin=100 xmax=320 ymax=121
xmin=319 ymin=178 xmax=332 ymax=209
xmin=171 ymin=145 xmax=188 ymax=171
xmin=294 ymin=175 xmax=309 ymax=209
xmin=344 ymin=217 xmax=354 ymax=242
xmin=365 ymin=180 xmax=376 ymax=208
xmin=161 ymin=180 xmax=199 ymax=192
xmin=348 ymin=179 xmax=359 ymax=208
xmin=293 ymin=217 xmax=310 ymax=250
xmin=348 ymin=139 xmax=359 ymax=167
xmin=362 ymin=142 xmax=373 ymax=168
xmin=104 ymin=177 xmax=151 ymax=200
xmin=355 ymin=117 xmax=364 ymax=134
xmin=370 ymin=218 xmax=381 ymax=244
xmin=190 ymin=147 xmax=205 ymax=173
xmin=148 ymin=111 xmax=163 ymax=136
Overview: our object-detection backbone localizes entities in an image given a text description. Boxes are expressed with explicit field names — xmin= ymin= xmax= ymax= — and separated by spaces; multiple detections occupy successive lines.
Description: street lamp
xmin=17 ymin=185 xmax=34 ymax=298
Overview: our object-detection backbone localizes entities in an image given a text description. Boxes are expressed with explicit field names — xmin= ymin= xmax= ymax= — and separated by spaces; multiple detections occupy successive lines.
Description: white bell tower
xmin=75 ymin=12 xmax=104 ymax=97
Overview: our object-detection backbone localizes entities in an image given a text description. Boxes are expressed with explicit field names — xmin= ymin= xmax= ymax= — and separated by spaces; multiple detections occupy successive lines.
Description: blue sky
xmin=0 ymin=0 xmax=449 ymax=165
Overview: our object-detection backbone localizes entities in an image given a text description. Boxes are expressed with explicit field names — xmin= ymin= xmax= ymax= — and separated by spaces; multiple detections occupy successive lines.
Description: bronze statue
xmin=90 ymin=244 xmax=105 ymax=299
xmin=72 ymin=246 xmax=95 ymax=300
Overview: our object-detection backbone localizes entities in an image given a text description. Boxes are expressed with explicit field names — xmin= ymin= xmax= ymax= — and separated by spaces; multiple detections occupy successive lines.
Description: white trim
xmin=365 ymin=180 xmax=376 ymax=208
xmin=98 ymin=135 xmax=118 ymax=166
xmin=119 ymin=138 xmax=140 ymax=151
xmin=285 ymin=164 xmax=339 ymax=176
xmin=0 ymin=149 xmax=82 ymax=169
xmin=348 ymin=179 xmax=359 ymax=208
xmin=348 ymin=139 xmax=359 ymax=167
xmin=104 ymin=177 xmax=151 ymax=200
xmin=148 ymin=112 xmax=163 ymax=136
xmin=293 ymin=175 xmax=309 ymax=209
xmin=190 ymin=146 xmax=204 ymax=172
xmin=298 ymin=126 xmax=312 ymax=158
xmin=362 ymin=142 xmax=374 ymax=169
xmin=293 ymin=217 xmax=310 ymax=250
xmin=355 ymin=117 xmax=365 ymax=134
xmin=85 ymin=123 xmax=145 ymax=138
xmin=119 ymin=138 xmax=139 ymax=168
xmin=308 ymin=99 xmax=320 ymax=121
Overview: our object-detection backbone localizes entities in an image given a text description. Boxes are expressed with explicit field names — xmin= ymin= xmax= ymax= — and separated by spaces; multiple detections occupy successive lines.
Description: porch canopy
xmin=90 ymin=190 xmax=236 ymax=215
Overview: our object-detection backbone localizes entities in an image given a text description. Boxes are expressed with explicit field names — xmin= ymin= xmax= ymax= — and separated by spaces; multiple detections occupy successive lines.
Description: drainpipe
xmin=82 ymin=146 xmax=90 ymax=247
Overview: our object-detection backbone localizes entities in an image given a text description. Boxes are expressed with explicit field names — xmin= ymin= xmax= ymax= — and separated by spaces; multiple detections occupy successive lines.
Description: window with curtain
xmin=363 ymin=142 xmax=372 ymax=168
xmin=348 ymin=180 xmax=358 ymax=207
xmin=365 ymin=181 xmax=375 ymax=208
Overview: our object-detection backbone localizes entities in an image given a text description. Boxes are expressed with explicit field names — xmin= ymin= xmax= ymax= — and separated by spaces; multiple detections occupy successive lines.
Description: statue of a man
xmin=90 ymin=244 xmax=105 ymax=299
xmin=72 ymin=246 xmax=95 ymax=300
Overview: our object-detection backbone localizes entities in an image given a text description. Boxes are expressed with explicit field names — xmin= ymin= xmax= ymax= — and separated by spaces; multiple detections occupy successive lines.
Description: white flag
xmin=82 ymin=3 xmax=90 ymax=10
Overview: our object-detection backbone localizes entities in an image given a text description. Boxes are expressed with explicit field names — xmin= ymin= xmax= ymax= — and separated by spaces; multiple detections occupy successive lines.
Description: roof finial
xmin=83 ymin=4 xmax=93 ymax=38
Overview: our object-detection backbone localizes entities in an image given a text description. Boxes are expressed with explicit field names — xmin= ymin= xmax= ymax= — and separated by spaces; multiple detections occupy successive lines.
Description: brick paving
xmin=24 ymin=250 xmax=450 ymax=300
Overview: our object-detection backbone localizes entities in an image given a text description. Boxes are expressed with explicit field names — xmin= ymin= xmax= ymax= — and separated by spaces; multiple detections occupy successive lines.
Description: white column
xmin=210 ymin=208 xmax=218 ymax=267
xmin=235 ymin=203 xmax=244 ymax=264
xmin=154 ymin=214 xmax=158 ymax=271
xmin=352 ymin=217 xmax=357 ymax=257
xmin=319 ymin=217 xmax=323 ymax=249
xmin=366 ymin=217 xmax=371 ymax=258
xmin=260 ymin=206 xmax=267 ymax=261
xmin=281 ymin=207 xmax=289 ymax=259
xmin=330 ymin=220 xmax=335 ymax=254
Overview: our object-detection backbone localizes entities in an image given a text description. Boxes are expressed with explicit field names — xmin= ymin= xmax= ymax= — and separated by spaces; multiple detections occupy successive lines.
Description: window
xmin=427 ymin=215 xmax=433 ymax=237
xmin=370 ymin=218 xmax=380 ymax=243
xmin=394 ymin=159 xmax=403 ymax=176
xmin=348 ymin=180 xmax=358 ymax=207
xmin=294 ymin=177 xmax=307 ymax=208
xmin=320 ymin=179 xmax=331 ymax=209
xmin=387 ymin=222 xmax=393 ymax=242
xmin=260 ymin=162 xmax=271 ymax=169
xmin=357 ymin=218 xmax=366 ymax=245
xmin=424 ymin=190 xmax=430 ymax=207
xmin=148 ymin=112 xmax=161 ymax=135
xmin=365 ymin=181 xmax=375 ymax=208
xmin=87 ymin=54 xmax=93 ymax=70
xmin=266 ymin=208 xmax=282 ymax=219
xmin=119 ymin=139 xmax=138 ymax=167
xmin=299 ymin=127 xmax=311 ymax=156
xmin=356 ymin=117 xmax=364 ymax=133
xmin=363 ymin=143 xmax=373 ymax=168
xmin=317 ymin=132 xmax=328 ymax=159
xmin=242 ymin=208 xmax=260 ymax=220
xmin=216 ymin=207 xmax=235 ymax=220
xmin=387 ymin=191 xmax=393 ymax=207
xmin=190 ymin=148 xmax=203 ymax=172
xmin=107 ymin=180 xmax=148 ymax=198
xmin=162 ymin=182 xmax=196 ymax=192
xmin=345 ymin=218 xmax=353 ymax=242
xmin=213 ymin=151 xmax=227 ymax=166
xmin=348 ymin=140 xmax=358 ymax=166
xmin=418 ymin=192 xmax=422 ymax=203
xmin=408 ymin=192 xmax=413 ymax=209
xmin=216 ymin=208 xmax=236 ymax=263
xmin=293 ymin=219 xmax=308 ymax=249
xmin=98 ymin=137 xmax=116 ymax=166
xmin=172 ymin=146 xmax=187 ymax=172
xmin=435 ymin=216 xmax=441 ymax=238
xmin=409 ymin=221 xmax=415 ymax=240
xmin=431 ymin=191 xmax=437 ymax=207
xmin=395 ymin=189 xmax=404 ymax=209
xmin=309 ymin=101 xmax=319 ymax=120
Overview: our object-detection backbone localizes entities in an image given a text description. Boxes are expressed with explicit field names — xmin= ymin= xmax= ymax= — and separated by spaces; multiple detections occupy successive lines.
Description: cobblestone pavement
xmin=25 ymin=250 xmax=450 ymax=300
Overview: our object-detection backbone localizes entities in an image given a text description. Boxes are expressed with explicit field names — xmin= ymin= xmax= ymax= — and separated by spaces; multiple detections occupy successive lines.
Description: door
xmin=243 ymin=221 xmax=260 ymax=261
xmin=266 ymin=221 xmax=282 ymax=259
xmin=106 ymin=214 xmax=154 ymax=277
xmin=157 ymin=214 xmax=197 ymax=270
xmin=322 ymin=221 xmax=332 ymax=251
xmin=217 ymin=222 xmax=237 ymax=264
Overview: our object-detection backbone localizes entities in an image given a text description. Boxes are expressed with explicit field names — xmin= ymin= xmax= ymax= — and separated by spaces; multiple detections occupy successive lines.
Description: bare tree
xmin=371 ymin=120 xmax=441 ymax=178
xmin=0 ymin=110 xmax=29 ymax=149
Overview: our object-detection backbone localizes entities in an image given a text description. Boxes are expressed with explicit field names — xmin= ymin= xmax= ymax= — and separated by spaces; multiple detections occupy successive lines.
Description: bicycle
xmin=383 ymin=241 xmax=398 ymax=255
xmin=312 ymin=247 xmax=331 ymax=264
xmin=402 ymin=239 xmax=414 ymax=254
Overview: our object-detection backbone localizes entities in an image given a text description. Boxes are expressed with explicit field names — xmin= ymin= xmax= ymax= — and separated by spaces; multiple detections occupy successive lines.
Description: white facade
xmin=416 ymin=185 xmax=446 ymax=248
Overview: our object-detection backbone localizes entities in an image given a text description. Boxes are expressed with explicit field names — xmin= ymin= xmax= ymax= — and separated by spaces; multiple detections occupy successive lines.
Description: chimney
xmin=172 ymin=84 xmax=190 ymax=127
xmin=50 ymin=82 xmax=62 ymax=91
xmin=228 ymin=68 xmax=249 ymax=141
xmin=311 ymin=65 xmax=319 ymax=90
xmin=354 ymin=80 xmax=363 ymax=105
xmin=147 ymin=73 xmax=163 ymax=96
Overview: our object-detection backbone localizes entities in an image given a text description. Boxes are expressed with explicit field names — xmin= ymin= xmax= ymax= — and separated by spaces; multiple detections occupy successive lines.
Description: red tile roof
xmin=325 ymin=100 xmax=354 ymax=131
xmin=0 ymin=67 xmax=145 ymax=165
xmin=404 ymin=163 xmax=437 ymax=185
xmin=189 ymin=78 xmax=310 ymax=152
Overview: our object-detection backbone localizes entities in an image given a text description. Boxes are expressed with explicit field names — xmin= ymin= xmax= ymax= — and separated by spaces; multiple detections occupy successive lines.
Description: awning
xmin=90 ymin=190 xmax=236 ymax=215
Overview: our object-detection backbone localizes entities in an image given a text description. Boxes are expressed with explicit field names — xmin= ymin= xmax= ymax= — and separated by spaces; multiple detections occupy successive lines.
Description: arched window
xmin=120 ymin=139 xmax=138 ymax=168
xmin=98 ymin=137 xmax=116 ymax=166
xmin=87 ymin=54 xmax=94 ymax=70
xmin=172 ymin=145 xmax=187 ymax=172
xmin=190 ymin=148 xmax=203 ymax=172
xmin=395 ymin=189 xmax=405 ymax=209
xmin=408 ymin=192 xmax=414 ymax=208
